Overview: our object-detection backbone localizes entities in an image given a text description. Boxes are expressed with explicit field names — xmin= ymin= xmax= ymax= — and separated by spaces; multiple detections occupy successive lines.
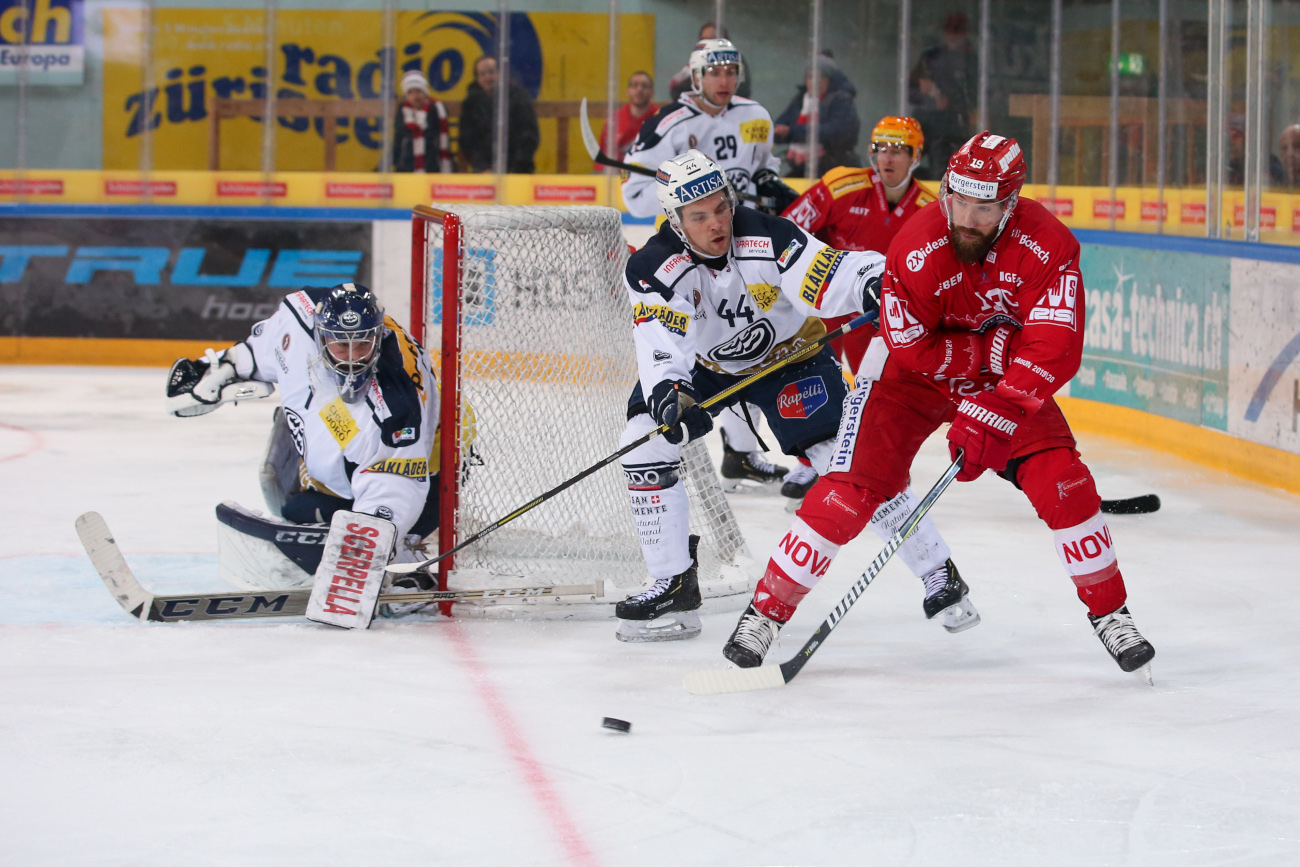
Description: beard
xmin=950 ymin=223 xmax=999 ymax=263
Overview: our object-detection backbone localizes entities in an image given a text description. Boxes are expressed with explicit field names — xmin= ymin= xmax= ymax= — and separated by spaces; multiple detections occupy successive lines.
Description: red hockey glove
xmin=947 ymin=391 xmax=1025 ymax=482
xmin=982 ymin=323 xmax=1021 ymax=376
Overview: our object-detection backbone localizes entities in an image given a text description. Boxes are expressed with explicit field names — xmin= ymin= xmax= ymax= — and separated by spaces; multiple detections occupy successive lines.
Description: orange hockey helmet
xmin=870 ymin=116 xmax=925 ymax=161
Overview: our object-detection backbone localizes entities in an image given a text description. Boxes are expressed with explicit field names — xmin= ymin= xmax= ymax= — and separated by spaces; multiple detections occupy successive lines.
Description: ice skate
xmin=722 ymin=602 xmax=785 ymax=668
xmin=921 ymin=559 xmax=980 ymax=633
xmin=781 ymin=462 xmax=818 ymax=512
xmin=1088 ymin=604 xmax=1155 ymax=679
xmin=720 ymin=430 xmax=787 ymax=492
xmin=616 ymin=536 xmax=702 ymax=642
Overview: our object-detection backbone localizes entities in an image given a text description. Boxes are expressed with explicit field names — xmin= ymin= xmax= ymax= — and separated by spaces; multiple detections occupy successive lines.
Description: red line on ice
xmin=0 ymin=421 xmax=43 ymax=464
xmin=444 ymin=621 xmax=600 ymax=867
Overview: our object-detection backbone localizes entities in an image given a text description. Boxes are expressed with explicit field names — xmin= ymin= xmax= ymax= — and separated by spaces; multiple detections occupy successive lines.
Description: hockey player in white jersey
xmin=622 ymin=37 xmax=802 ymax=492
xmin=164 ymin=283 xmax=441 ymax=606
xmin=613 ymin=150 xmax=878 ymax=642
xmin=614 ymin=149 xmax=981 ymax=643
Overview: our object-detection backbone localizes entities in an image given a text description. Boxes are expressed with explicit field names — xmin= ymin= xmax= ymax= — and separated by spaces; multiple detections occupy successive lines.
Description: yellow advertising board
xmin=102 ymin=10 xmax=654 ymax=173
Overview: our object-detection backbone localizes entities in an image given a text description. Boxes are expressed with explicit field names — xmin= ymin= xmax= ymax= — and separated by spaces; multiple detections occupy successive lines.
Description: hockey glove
xmin=946 ymin=391 xmax=1024 ymax=482
xmin=754 ymin=169 xmax=800 ymax=216
xmin=166 ymin=349 xmax=249 ymax=417
xmin=649 ymin=379 xmax=714 ymax=445
xmin=854 ymin=261 xmax=885 ymax=321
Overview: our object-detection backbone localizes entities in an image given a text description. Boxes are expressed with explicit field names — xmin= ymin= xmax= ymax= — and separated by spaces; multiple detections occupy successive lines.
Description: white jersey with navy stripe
xmin=229 ymin=290 xmax=439 ymax=537
xmin=624 ymin=208 xmax=885 ymax=400
xmin=621 ymin=94 xmax=781 ymax=218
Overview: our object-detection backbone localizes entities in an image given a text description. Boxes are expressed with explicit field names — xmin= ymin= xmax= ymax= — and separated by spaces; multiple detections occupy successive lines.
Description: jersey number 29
xmin=714 ymin=135 xmax=738 ymax=161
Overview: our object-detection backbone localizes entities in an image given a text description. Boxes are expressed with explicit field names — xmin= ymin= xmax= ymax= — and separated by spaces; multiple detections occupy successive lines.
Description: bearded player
xmin=724 ymin=132 xmax=1157 ymax=678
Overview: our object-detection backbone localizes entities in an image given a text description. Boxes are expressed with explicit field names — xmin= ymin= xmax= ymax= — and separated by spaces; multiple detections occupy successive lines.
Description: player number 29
xmin=713 ymin=135 xmax=738 ymax=161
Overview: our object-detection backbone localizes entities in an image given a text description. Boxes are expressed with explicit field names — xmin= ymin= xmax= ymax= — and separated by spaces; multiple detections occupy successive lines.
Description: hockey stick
xmin=388 ymin=312 xmax=878 ymax=576
xmin=682 ymin=453 xmax=964 ymax=695
xmin=1100 ymin=494 xmax=1161 ymax=515
xmin=76 ymin=511 xmax=603 ymax=624
xmin=577 ymin=98 xmax=766 ymax=206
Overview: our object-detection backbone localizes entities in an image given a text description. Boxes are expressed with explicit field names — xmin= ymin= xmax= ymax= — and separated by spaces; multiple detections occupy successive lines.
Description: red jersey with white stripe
xmin=783 ymin=166 xmax=938 ymax=254
xmin=879 ymin=197 xmax=1085 ymax=417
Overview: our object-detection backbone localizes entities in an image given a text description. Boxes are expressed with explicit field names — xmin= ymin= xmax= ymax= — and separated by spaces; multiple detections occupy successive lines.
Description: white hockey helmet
xmin=688 ymin=38 xmax=745 ymax=92
xmin=656 ymin=149 xmax=739 ymax=242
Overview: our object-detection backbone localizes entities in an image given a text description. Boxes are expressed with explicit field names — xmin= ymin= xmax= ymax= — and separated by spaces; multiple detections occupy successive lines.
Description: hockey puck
xmin=601 ymin=717 xmax=632 ymax=733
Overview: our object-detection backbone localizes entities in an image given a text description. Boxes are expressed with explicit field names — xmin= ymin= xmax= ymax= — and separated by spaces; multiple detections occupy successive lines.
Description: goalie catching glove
xmin=166 ymin=345 xmax=273 ymax=417
xmin=649 ymin=380 xmax=714 ymax=445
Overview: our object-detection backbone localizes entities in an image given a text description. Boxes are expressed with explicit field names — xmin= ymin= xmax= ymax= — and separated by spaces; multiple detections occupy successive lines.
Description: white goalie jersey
xmin=621 ymin=95 xmax=781 ymax=218
xmin=227 ymin=289 xmax=440 ymax=538
xmin=624 ymin=206 xmax=884 ymax=396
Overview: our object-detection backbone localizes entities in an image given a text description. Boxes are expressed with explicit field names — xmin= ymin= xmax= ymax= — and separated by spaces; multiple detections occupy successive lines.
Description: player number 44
xmin=716 ymin=295 xmax=756 ymax=328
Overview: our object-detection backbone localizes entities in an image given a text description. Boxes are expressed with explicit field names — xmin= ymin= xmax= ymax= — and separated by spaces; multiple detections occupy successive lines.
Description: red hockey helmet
xmin=941 ymin=131 xmax=1027 ymax=235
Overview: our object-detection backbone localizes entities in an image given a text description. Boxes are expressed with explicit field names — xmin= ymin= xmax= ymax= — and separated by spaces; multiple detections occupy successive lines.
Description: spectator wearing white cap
xmin=392 ymin=69 xmax=452 ymax=173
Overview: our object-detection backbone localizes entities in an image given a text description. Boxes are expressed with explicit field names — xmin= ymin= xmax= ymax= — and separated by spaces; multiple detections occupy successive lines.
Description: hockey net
xmin=410 ymin=203 xmax=758 ymax=615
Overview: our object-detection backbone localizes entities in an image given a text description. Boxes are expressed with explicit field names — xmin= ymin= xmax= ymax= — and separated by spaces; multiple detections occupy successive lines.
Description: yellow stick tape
xmin=1058 ymin=395 xmax=1300 ymax=496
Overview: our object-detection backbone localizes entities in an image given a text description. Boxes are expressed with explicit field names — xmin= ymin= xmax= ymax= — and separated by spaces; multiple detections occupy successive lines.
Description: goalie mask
xmin=314 ymin=283 xmax=384 ymax=403
xmin=656 ymin=149 xmax=739 ymax=253
xmin=939 ymin=131 xmax=1027 ymax=241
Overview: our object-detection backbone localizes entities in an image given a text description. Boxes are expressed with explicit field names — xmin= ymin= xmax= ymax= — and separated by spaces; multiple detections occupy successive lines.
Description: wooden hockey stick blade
xmin=78 ymin=512 xmax=603 ymax=623
xmin=681 ymin=456 xmax=963 ymax=696
xmin=1100 ymin=494 xmax=1161 ymax=515
xmin=387 ymin=313 xmax=878 ymax=577
xmin=76 ymin=511 xmax=154 ymax=620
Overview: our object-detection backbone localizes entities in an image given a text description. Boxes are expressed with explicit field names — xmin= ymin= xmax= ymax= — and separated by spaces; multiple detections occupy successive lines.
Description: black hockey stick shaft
xmin=775 ymin=454 xmax=964 ymax=685
xmin=1100 ymin=493 xmax=1161 ymax=515
xmin=389 ymin=313 xmax=877 ymax=576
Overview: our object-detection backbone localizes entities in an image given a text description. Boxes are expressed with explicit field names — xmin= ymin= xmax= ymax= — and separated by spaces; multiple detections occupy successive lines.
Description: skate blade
xmin=615 ymin=611 xmax=702 ymax=643
xmin=783 ymin=496 xmax=803 ymax=513
xmin=722 ymin=479 xmax=784 ymax=495
xmin=938 ymin=597 xmax=981 ymax=633
xmin=1135 ymin=663 xmax=1154 ymax=686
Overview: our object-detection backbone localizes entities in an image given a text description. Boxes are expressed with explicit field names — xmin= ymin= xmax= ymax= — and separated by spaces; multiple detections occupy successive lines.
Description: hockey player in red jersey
xmin=780 ymin=116 xmax=937 ymax=500
xmin=725 ymin=131 xmax=1157 ymax=678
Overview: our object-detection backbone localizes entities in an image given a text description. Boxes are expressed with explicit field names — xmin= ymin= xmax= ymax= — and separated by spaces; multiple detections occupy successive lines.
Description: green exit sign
xmin=1112 ymin=52 xmax=1146 ymax=75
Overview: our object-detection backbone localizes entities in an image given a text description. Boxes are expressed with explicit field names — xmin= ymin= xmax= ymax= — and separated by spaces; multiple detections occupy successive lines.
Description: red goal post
xmin=410 ymin=203 xmax=757 ymax=614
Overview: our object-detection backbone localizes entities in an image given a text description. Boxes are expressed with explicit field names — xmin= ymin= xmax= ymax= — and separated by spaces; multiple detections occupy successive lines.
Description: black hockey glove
xmin=649 ymin=379 xmax=714 ymax=445
xmin=753 ymin=168 xmax=800 ymax=216
xmin=855 ymin=262 xmax=884 ymax=321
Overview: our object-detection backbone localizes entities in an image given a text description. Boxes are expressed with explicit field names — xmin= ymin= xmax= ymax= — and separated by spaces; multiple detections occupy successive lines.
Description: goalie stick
xmin=76 ymin=511 xmax=602 ymax=624
xmin=387 ymin=312 xmax=878 ymax=576
xmin=682 ymin=453 xmax=964 ymax=696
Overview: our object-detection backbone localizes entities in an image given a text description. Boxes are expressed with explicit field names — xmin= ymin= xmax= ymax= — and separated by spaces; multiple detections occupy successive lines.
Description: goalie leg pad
xmin=216 ymin=501 xmax=326 ymax=590
xmin=306 ymin=510 xmax=397 ymax=630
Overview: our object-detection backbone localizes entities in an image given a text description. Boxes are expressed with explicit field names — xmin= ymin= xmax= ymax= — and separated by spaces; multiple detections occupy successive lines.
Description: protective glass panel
xmin=906 ymin=0 xmax=981 ymax=181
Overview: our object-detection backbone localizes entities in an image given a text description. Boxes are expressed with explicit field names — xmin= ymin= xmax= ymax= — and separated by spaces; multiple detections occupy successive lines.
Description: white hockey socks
xmin=868 ymin=487 xmax=952 ymax=578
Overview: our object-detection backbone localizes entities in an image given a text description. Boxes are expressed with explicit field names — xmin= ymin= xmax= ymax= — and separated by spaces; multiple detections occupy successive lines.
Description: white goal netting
xmin=413 ymin=204 xmax=758 ymax=614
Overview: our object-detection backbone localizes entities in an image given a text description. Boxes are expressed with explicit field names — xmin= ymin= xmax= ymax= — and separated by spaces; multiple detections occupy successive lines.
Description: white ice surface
xmin=3 ymin=365 xmax=1300 ymax=866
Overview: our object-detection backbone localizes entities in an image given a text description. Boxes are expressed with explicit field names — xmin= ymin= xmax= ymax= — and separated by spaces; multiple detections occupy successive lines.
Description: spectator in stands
xmin=773 ymin=57 xmax=860 ymax=177
xmin=1226 ymin=113 xmax=1285 ymax=187
xmin=1281 ymin=124 xmax=1300 ymax=190
xmin=458 ymin=56 xmax=540 ymax=174
xmin=669 ymin=21 xmax=753 ymax=100
xmin=601 ymin=71 xmax=658 ymax=158
xmin=908 ymin=12 xmax=976 ymax=178
xmin=391 ymin=70 xmax=452 ymax=174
